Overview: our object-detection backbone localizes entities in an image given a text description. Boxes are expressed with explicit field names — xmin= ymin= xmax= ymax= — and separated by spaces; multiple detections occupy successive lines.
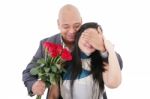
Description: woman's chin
xmin=84 ymin=52 xmax=91 ymax=56
xmin=80 ymin=48 xmax=95 ymax=56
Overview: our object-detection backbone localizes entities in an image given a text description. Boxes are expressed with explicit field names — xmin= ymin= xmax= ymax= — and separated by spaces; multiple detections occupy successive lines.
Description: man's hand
xmin=32 ymin=80 xmax=46 ymax=96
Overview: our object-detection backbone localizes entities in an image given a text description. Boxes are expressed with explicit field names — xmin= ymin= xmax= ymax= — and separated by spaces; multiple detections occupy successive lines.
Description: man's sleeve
xmin=116 ymin=53 xmax=123 ymax=70
xmin=102 ymin=52 xmax=123 ymax=70
xmin=22 ymin=40 xmax=44 ymax=96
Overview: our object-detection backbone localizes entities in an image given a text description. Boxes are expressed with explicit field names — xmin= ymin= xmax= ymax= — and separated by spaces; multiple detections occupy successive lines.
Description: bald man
xmin=22 ymin=4 xmax=109 ymax=99
xmin=57 ymin=4 xmax=82 ymax=50
xmin=22 ymin=4 xmax=82 ymax=98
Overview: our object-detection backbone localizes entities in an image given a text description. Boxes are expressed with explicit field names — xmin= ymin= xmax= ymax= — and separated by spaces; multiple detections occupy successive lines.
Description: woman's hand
xmin=82 ymin=28 xmax=106 ymax=52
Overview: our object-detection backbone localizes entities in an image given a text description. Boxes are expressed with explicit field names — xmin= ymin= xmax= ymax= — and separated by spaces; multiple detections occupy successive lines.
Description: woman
xmin=49 ymin=22 xmax=122 ymax=99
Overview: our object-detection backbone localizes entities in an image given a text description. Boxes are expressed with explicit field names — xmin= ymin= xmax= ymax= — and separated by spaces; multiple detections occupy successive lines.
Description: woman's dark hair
xmin=65 ymin=22 xmax=105 ymax=98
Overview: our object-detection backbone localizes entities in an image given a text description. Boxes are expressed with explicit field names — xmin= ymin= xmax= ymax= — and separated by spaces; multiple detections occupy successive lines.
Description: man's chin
xmin=68 ymin=39 xmax=75 ymax=43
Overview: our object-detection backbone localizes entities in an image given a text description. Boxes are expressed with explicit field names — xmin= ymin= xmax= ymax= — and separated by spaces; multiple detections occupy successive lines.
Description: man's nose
xmin=68 ymin=27 xmax=76 ymax=34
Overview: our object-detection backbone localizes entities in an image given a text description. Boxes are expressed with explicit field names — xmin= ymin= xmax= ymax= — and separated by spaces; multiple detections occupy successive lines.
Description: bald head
xmin=58 ymin=4 xmax=81 ymax=23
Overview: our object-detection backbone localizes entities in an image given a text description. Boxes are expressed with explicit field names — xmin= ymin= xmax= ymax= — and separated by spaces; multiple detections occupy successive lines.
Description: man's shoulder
xmin=41 ymin=33 xmax=61 ymax=43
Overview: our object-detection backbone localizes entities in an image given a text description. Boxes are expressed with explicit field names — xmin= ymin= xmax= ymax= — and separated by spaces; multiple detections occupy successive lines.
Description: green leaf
xmin=40 ymin=64 xmax=45 ymax=67
xmin=50 ymin=73 xmax=55 ymax=84
xmin=30 ymin=67 xmax=40 ymax=75
xmin=51 ymin=65 xmax=57 ymax=72
xmin=37 ymin=58 xmax=45 ymax=64
xmin=36 ymin=95 xmax=41 ymax=99
xmin=39 ymin=73 xmax=47 ymax=81
xmin=44 ymin=67 xmax=50 ymax=73
xmin=55 ymin=64 xmax=61 ymax=70
xmin=50 ymin=73 xmax=54 ymax=79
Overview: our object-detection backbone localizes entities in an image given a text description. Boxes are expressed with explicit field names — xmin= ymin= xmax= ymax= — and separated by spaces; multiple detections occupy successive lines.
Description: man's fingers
xmin=32 ymin=80 xmax=46 ymax=95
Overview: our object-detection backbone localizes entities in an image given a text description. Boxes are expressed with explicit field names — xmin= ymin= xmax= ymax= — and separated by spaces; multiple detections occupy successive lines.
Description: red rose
xmin=43 ymin=42 xmax=60 ymax=58
xmin=43 ymin=42 xmax=54 ymax=49
xmin=47 ymin=43 xmax=56 ymax=53
xmin=61 ymin=48 xmax=72 ymax=61
xmin=56 ymin=44 xmax=63 ymax=55
xmin=50 ymin=50 xmax=58 ymax=58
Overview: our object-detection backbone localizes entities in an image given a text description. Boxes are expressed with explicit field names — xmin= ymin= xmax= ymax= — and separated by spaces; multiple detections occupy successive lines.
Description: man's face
xmin=58 ymin=13 xmax=82 ymax=43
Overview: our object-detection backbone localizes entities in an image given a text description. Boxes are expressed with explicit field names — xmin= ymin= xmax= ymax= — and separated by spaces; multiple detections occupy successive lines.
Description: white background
xmin=0 ymin=0 xmax=150 ymax=99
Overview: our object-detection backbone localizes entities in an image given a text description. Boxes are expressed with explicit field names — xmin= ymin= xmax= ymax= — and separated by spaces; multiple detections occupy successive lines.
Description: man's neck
xmin=61 ymin=37 xmax=74 ymax=51
xmin=64 ymin=40 xmax=74 ymax=51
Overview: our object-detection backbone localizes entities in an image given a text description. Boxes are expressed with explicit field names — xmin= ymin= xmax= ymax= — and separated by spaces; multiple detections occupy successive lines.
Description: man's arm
xmin=116 ymin=53 xmax=123 ymax=70
xmin=22 ymin=34 xmax=61 ymax=97
xmin=22 ymin=40 xmax=44 ymax=96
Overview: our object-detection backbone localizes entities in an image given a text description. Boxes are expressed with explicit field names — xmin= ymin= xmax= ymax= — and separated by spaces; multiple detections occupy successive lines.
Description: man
xmin=22 ymin=4 xmax=122 ymax=99
xmin=22 ymin=4 xmax=82 ymax=98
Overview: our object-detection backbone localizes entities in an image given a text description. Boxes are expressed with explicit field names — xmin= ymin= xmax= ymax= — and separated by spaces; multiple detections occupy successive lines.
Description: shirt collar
xmin=80 ymin=51 xmax=90 ymax=59
xmin=60 ymin=34 xmax=73 ymax=52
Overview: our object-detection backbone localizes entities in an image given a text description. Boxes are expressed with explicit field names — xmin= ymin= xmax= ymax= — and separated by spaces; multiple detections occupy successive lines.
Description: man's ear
xmin=57 ymin=19 xmax=60 ymax=29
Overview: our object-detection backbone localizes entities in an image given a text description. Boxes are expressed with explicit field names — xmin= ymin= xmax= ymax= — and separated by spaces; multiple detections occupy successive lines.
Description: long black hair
xmin=65 ymin=22 xmax=106 ymax=98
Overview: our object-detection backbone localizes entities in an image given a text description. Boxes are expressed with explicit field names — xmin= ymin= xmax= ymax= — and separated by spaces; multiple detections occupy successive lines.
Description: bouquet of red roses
xmin=30 ymin=42 xmax=72 ymax=99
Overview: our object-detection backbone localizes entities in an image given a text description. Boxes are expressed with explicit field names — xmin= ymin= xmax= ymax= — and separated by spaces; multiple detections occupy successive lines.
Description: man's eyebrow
xmin=74 ymin=23 xmax=81 ymax=25
xmin=62 ymin=24 xmax=69 ymax=26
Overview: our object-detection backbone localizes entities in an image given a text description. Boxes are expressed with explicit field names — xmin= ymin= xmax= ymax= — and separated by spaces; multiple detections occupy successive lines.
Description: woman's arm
xmin=102 ymin=39 xmax=122 ymax=88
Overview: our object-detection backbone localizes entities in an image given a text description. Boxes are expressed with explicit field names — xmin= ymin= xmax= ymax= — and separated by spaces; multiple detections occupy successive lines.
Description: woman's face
xmin=78 ymin=28 xmax=96 ymax=56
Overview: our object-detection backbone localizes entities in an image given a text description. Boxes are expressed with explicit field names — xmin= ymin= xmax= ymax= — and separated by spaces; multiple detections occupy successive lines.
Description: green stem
xmin=55 ymin=56 xmax=61 ymax=63
xmin=45 ymin=48 xmax=48 ymax=61
xmin=36 ymin=95 xmax=41 ymax=99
